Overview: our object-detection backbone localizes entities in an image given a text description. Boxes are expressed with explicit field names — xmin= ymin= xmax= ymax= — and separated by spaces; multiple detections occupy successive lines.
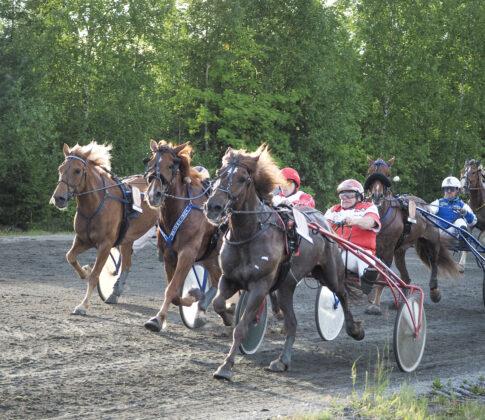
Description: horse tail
xmin=415 ymin=238 xmax=460 ymax=278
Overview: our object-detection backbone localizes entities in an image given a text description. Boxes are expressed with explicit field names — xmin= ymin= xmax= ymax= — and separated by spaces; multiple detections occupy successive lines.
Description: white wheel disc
xmin=315 ymin=286 xmax=344 ymax=341
xmin=393 ymin=296 xmax=427 ymax=372
xmin=235 ymin=292 xmax=268 ymax=355
xmin=179 ymin=265 xmax=210 ymax=329
xmin=97 ymin=248 xmax=122 ymax=302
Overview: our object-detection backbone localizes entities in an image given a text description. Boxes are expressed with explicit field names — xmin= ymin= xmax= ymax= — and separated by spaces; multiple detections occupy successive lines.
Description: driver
xmin=324 ymin=179 xmax=381 ymax=279
xmin=430 ymin=176 xmax=476 ymax=233
xmin=272 ymin=167 xmax=315 ymax=208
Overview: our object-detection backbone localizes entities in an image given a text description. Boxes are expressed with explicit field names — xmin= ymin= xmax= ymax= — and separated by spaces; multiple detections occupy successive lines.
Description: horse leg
xmin=268 ymin=280 xmax=297 ymax=372
xmin=105 ymin=242 xmax=133 ymax=304
xmin=212 ymin=275 xmax=238 ymax=326
xmin=428 ymin=246 xmax=441 ymax=303
xmin=213 ymin=282 xmax=268 ymax=381
xmin=144 ymin=249 xmax=198 ymax=332
xmin=72 ymin=243 xmax=112 ymax=315
xmin=198 ymin=261 xmax=220 ymax=313
xmin=458 ymin=251 xmax=467 ymax=273
xmin=269 ymin=291 xmax=284 ymax=320
xmin=66 ymin=236 xmax=92 ymax=279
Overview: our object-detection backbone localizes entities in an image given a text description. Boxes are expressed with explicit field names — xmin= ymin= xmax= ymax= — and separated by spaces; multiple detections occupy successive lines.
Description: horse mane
xmin=70 ymin=141 xmax=113 ymax=171
xmin=223 ymin=144 xmax=286 ymax=202
xmin=155 ymin=140 xmax=204 ymax=185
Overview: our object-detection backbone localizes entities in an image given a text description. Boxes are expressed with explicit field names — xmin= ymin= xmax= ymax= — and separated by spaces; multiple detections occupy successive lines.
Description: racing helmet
xmin=441 ymin=176 xmax=461 ymax=189
xmin=337 ymin=179 xmax=364 ymax=195
xmin=281 ymin=167 xmax=301 ymax=189
xmin=194 ymin=165 xmax=210 ymax=179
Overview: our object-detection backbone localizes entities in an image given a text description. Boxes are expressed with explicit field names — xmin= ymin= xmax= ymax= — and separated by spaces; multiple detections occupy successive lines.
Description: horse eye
xmin=74 ymin=168 xmax=81 ymax=175
xmin=238 ymin=176 xmax=246 ymax=183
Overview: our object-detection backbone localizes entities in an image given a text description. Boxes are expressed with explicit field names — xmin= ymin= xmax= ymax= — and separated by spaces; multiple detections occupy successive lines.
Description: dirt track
xmin=1 ymin=234 xmax=484 ymax=419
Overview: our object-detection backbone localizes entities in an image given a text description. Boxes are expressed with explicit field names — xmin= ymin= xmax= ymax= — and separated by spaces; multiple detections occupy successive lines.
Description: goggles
xmin=442 ymin=187 xmax=459 ymax=193
xmin=339 ymin=191 xmax=358 ymax=200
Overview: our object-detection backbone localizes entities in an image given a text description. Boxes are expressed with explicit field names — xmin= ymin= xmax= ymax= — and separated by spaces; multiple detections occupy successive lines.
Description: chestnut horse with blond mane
xmin=205 ymin=145 xmax=364 ymax=381
xmin=50 ymin=142 xmax=158 ymax=314
xmin=364 ymin=157 xmax=460 ymax=314
xmin=143 ymin=140 xmax=223 ymax=332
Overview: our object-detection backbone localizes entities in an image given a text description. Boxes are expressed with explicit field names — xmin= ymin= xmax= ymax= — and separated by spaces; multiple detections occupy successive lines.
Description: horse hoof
xmin=193 ymin=313 xmax=208 ymax=329
xmin=364 ymin=304 xmax=382 ymax=316
xmin=213 ymin=365 xmax=233 ymax=381
xmin=104 ymin=294 xmax=119 ymax=304
xmin=388 ymin=301 xmax=399 ymax=310
xmin=430 ymin=288 xmax=442 ymax=303
xmin=273 ymin=310 xmax=285 ymax=321
xmin=72 ymin=306 xmax=86 ymax=316
xmin=348 ymin=321 xmax=365 ymax=341
xmin=268 ymin=358 xmax=288 ymax=372
xmin=188 ymin=287 xmax=204 ymax=302
xmin=144 ymin=317 xmax=162 ymax=333
xmin=458 ymin=264 xmax=465 ymax=274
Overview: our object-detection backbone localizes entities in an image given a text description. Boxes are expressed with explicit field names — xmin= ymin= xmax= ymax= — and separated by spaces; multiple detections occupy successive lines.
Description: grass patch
xmin=0 ymin=228 xmax=72 ymax=237
xmin=298 ymin=349 xmax=485 ymax=419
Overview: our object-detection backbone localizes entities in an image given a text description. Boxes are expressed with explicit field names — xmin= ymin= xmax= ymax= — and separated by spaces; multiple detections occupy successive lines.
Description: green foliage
xmin=0 ymin=0 xmax=483 ymax=228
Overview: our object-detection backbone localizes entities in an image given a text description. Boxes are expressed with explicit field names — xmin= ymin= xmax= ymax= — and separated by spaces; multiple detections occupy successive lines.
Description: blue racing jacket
xmin=429 ymin=197 xmax=477 ymax=229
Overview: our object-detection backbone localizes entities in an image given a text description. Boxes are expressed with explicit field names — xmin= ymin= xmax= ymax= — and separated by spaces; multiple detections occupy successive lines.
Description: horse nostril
xmin=57 ymin=196 xmax=66 ymax=203
xmin=212 ymin=204 xmax=222 ymax=213
xmin=155 ymin=191 xmax=162 ymax=198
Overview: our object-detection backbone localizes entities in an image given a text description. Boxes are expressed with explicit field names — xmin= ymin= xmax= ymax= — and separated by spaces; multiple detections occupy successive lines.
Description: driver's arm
xmin=346 ymin=215 xmax=378 ymax=230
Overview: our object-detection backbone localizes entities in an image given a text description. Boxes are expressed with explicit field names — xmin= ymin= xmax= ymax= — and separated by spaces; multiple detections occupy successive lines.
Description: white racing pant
xmin=340 ymin=250 xmax=370 ymax=278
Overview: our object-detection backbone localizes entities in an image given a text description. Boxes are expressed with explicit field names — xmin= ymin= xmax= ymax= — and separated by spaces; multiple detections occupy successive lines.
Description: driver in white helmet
xmin=324 ymin=179 xmax=381 ymax=278
xmin=430 ymin=176 xmax=476 ymax=233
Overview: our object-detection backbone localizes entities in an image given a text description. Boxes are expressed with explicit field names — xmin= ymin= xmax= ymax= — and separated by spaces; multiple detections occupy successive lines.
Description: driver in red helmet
xmin=273 ymin=167 xmax=315 ymax=208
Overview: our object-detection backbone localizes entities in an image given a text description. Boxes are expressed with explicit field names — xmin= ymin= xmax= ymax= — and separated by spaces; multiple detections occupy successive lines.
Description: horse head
xmin=144 ymin=140 xmax=195 ymax=207
xmin=205 ymin=145 xmax=283 ymax=224
xmin=364 ymin=157 xmax=394 ymax=206
xmin=50 ymin=142 xmax=111 ymax=209
xmin=460 ymin=159 xmax=483 ymax=193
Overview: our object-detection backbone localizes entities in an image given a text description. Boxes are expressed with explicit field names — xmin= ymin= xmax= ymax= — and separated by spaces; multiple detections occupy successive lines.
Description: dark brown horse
xmin=204 ymin=145 xmax=364 ymax=381
xmin=364 ymin=157 xmax=460 ymax=314
xmin=50 ymin=142 xmax=158 ymax=314
xmin=143 ymin=140 xmax=223 ymax=332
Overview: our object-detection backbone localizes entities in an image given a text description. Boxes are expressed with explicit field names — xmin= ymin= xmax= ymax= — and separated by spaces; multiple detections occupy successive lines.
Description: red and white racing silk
xmin=273 ymin=190 xmax=315 ymax=208
xmin=324 ymin=202 xmax=381 ymax=254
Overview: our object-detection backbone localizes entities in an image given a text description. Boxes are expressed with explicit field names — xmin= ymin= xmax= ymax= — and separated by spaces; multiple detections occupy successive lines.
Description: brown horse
xmin=50 ymin=142 xmax=158 ymax=314
xmin=205 ymin=145 xmax=364 ymax=381
xmin=143 ymin=140 xmax=223 ymax=332
xmin=364 ymin=157 xmax=460 ymax=314
xmin=461 ymin=159 xmax=485 ymax=236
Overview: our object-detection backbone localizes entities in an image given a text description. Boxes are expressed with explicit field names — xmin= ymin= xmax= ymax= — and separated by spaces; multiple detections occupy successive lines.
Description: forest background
xmin=0 ymin=0 xmax=483 ymax=230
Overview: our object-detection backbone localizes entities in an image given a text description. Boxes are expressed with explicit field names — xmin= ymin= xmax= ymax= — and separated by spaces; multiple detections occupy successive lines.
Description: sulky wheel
xmin=179 ymin=265 xmax=211 ymax=329
xmin=315 ymin=286 xmax=344 ymax=341
xmin=393 ymin=295 xmax=427 ymax=372
xmin=235 ymin=292 xmax=268 ymax=355
xmin=97 ymin=248 xmax=122 ymax=302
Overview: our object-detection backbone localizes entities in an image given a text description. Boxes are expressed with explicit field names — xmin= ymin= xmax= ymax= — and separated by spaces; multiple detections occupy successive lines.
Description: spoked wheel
xmin=97 ymin=248 xmax=122 ymax=302
xmin=179 ymin=264 xmax=210 ymax=329
xmin=235 ymin=292 xmax=268 ymax=355
xmin=315 ymin=286 xmax=344 ymax=341
xmin=393 ymin=295 xmax=427 ymax=372
xmin=482 ymin=270 xmax=485 ymax=307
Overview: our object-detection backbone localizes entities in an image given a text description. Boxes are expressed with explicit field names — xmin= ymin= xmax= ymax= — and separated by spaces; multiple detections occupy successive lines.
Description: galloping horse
xmin=143 ymin=140 xmax=223 ymax=332
xmin=364 ymin=157 xmax=459 ymax=314
xmin=50 ymin=142 xmax=158 ymax=314
xmin=205 ymin=145 xmax=364 ymax=380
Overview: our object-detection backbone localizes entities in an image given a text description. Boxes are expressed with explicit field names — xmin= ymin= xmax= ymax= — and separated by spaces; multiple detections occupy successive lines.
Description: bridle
xmin=211 ymin=158 xmax=253 ymax=219
xmin=56 ymin=155 xmax=88 ymax=201
xmin=461 ymin=161 xmax=483 ymax=192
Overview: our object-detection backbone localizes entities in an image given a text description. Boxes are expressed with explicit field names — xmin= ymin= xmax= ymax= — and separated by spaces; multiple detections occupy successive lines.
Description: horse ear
xmin=63 ymin=143 xmax=70 ymax=157
xmin=173 ymin=142 xmax=189 ymax=156
xmin=388 ymin=157 xmax=395 ymax=166
xmin=150 ymin=139 xmax=158 ymax=153
xmin=224 ymin=147 xmax=233 ymax=157
xmin=367 ymin=155 xmax=374 ymax=165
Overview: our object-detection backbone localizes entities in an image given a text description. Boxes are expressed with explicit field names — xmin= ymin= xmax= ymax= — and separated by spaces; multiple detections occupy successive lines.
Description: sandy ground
xmin=1 ymin=234 xmax=484 ymax=419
